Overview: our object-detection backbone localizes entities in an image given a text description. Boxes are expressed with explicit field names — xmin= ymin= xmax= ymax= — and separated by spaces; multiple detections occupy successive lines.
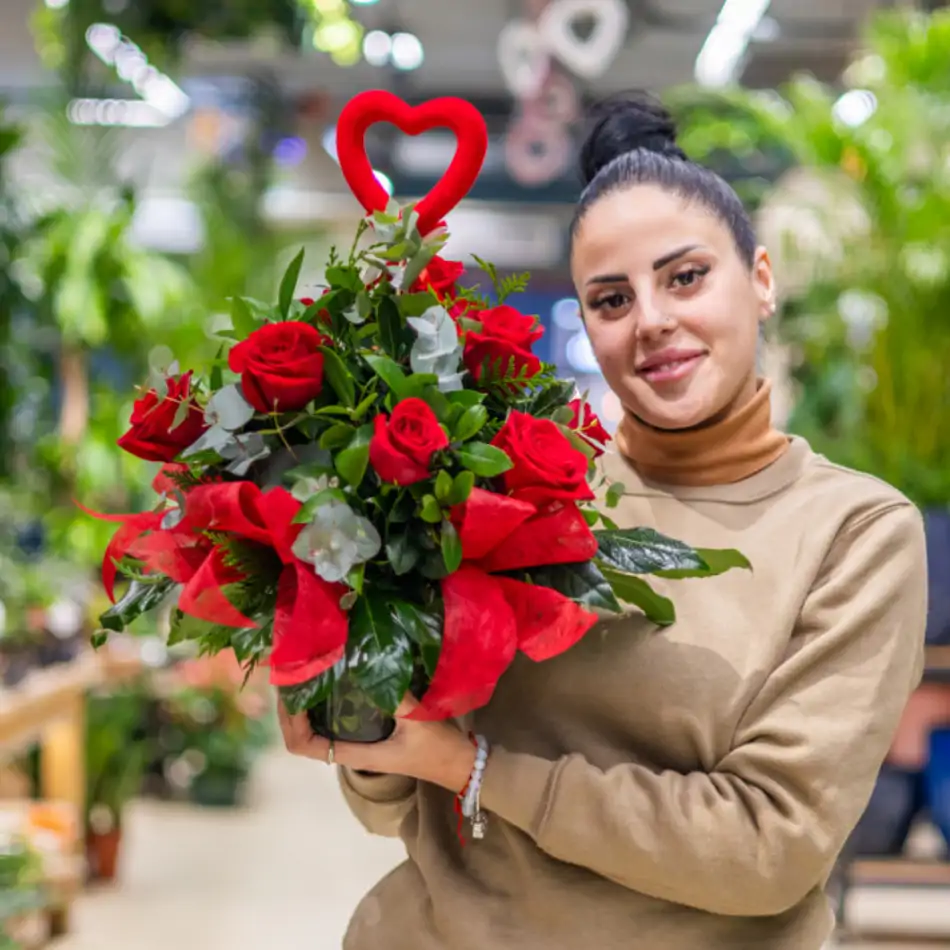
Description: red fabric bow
xmin=407 ymin=488 xmax=599 ymax=720
xmin=81 ymin=480 xmax=348 ymax=686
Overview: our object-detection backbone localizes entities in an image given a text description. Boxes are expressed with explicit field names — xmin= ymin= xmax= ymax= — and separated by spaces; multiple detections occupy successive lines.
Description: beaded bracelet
xmin=454 ymin=732 xmax=490 ymax=843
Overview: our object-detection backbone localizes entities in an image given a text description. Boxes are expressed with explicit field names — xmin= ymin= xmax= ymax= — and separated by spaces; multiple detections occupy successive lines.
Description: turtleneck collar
xmin=614 ymin=378 xmax=790 ymax=487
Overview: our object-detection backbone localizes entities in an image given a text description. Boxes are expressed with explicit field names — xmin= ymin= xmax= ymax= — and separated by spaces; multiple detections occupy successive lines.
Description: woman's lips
xmin=636 ymin=352 xmax=705 ymax=384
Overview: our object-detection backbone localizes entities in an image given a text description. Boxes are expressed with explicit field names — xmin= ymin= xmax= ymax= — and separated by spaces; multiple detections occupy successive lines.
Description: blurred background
xmin=0 ymin=0 xmax=949 ymax=947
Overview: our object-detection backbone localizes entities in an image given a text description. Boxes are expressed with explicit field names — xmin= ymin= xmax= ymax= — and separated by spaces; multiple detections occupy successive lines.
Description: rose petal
xmin=449 ymin=488 xmax=536 ymax=561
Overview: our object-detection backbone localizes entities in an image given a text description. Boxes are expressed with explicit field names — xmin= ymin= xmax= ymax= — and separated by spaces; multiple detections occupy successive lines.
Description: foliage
xmin=671 ymin=7 xmax=950 ymax=506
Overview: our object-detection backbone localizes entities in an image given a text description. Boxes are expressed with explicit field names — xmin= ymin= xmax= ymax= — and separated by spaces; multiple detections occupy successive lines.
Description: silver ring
xmin=326 ymin=741 xmax=335 ymax=766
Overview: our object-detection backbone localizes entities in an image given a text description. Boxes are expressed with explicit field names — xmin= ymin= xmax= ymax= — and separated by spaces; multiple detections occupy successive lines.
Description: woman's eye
xmin=671 ymin=266 xmax=709 ymax=289
xmin=592 ymin=293 xmax=629 ymax=311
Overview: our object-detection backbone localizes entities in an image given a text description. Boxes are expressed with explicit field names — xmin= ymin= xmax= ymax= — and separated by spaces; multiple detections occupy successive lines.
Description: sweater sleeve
xmin=337 ymin=768 xmax=417 ymax=838
xmin=479 ymin=501 xmax=928 ymax=916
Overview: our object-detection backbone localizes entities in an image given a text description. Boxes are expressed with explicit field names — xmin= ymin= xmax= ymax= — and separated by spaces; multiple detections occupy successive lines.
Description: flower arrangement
xmin=85 ymin=91 xmax=748 ymax=742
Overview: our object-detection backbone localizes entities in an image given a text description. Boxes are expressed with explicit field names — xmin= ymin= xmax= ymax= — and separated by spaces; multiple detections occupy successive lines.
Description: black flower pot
xmin=307 ymin=677 xmax=397 ymax=744
xmin=306 ymin=666 xmax=428 ymax=744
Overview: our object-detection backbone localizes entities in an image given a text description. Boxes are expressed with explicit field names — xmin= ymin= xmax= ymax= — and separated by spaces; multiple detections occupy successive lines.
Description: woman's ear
xmin=752 ymin=246 xmax=776 ymax=322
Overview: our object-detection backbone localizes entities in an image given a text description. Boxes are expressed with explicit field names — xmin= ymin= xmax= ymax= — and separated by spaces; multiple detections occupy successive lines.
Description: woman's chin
xmin=626 ymin=385 xmax=713 ymax=432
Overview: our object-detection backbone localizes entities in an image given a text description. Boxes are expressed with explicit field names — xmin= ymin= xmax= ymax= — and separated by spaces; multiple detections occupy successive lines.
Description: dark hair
xmin=571 ymin=92 xmax=757 ymax=268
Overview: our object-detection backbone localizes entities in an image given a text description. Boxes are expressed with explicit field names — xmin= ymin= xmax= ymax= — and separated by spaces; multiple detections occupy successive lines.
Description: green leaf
xmin=292 ymin=487 xmax=349 ymax=523
xmin=365 ymin=354 xmax=407 ymax=397
xmin=602 ymin=570 xmax=676 ymax=626
xmin=400 ymin=373 xmax=440 ymax=400
xmin=420 ymin=494 xmax=442 ymax=523
xmin=457 ymin=443 xmax=513 ymax=477
xmin=335 ymin=424 xmax=373 ymax=487
xmin=434 ymin=469 xmax=453 ymax=503
xmin=279 ymin=248 xmax=305 ymax=318
xmin=279 ymin=666 xmax=338 ymax=715
xmin=356 ymin=290 xmax=373 ymax=320
xmin=100 ymin=579 xmax=175 ymax=632
xmin=600 ymin=514 xmax=619 ymax=531
xmin=523 ymin=561 xmax=622 ymax=613
xmin=230 ymin=296 xmax=259 ymax=339
xmin=445 ymin=389 xmax=486 ymax=408
xmin=452 ymin=404 xmax=488 ymax=442
xmin=594 ymin=528 xmax=708 ymax=576
xmin=326 ymin=265 xmax=364 ymax=293
xmin=91 ymin=630 xmax=108 ymax=650
xmin=378 ymin=296 xmax=409 ymax=359
xmin=389 ymin=599 xmax=442 ymax=679
xmin=319 ymin=345 xmax=356 ymax=407
xmin=319 ymin=422 xmax=355 ymax=450
xmin=656 ymin=547 xmax=752 ymax=580
xmin=447 ymin=470 xmax=475 ymax=505
xmin=351 ymin=390 xmax=379 ymax=422
xmin=348 ymin=562 xmax=366 ymax=594
xmin=605 ymin=482 xmax=626 ymax=509
xmin=397 ymin=292 xmax=440 ymax=318
xmin=231 ymin=623 xmax=270 ymax=666
xmin=349 ymin=594 xmax=414 ymax=714
xmin=581 ymin=508 xmax=600 ymax=527
xmin=421 ymin=385 xmax=451 ymax=423
xmin=440 ymin=519 xmax=463 ymax=573
xmin=385 ymin=530 xmax=420 ymax=575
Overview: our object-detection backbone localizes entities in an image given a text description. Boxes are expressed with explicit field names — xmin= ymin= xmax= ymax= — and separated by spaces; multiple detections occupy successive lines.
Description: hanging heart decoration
xmin=528 ymin=68 xmax=580 ymax=125
xmin=504 ymin=112 xmax=572 ymax=187
xmin=538 ymin=0 xmax=629 ymax=80
xmin=335 ymin=90 xmax=489 ymax=235
xmin=497 ymin=18 xmax=552 ymax=99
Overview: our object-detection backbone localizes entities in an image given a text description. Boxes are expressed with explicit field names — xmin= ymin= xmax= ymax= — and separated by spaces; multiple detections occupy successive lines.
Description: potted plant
xmin=84 ymin=682 xmax=153 ymax=882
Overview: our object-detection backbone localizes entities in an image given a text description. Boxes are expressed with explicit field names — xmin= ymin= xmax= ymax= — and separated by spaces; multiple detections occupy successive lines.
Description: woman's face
xmin=571 ymin=184 xmax=774 ymax=430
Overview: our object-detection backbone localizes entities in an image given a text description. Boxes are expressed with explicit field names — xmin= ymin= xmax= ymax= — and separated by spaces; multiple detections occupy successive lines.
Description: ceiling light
xmin=391 ymin=32 xmax=424 ymax=71
xmin=350 ymin=0 xmax=381 ymax=5
xmin=67 ymin=98 xmax=171 ymax=128
xmin=363 ymin=30 xmax=392 ymax=67
xmin=694 ymin=0 xmax=772 ymax=88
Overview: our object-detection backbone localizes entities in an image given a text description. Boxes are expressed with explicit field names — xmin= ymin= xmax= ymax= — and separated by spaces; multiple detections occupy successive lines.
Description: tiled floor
xmin=55 ymin=750 xmax=950 ymax=950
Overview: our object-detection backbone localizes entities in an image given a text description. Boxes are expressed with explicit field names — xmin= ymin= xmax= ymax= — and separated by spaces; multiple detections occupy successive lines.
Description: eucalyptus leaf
xmin=182 ymin=424 xmax=235 ymax=458
xmin=204 ymin=383 xmax=255 ymax=430
xmin=292 ymin=499 xmax=382 ymax=583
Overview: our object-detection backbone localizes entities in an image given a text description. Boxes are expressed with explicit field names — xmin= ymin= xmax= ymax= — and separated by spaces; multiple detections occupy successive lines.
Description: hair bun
xmin=579 ymin=92 xmax=686 ymax=186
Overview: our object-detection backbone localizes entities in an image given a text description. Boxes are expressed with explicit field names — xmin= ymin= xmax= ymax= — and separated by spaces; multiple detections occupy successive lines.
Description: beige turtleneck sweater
xmin=335 ymin=391 xmax=928 ymax=950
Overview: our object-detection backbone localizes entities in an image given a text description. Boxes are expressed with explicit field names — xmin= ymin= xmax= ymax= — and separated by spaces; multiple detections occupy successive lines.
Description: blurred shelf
xmin=848 ymin=859 xmax=950 ymax=887
xmin=924 ymin=646 xmax=950 ymax=680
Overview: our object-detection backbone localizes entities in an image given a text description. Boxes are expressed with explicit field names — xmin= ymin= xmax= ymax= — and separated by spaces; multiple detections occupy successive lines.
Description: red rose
xmin=117 ymin=371 xmax=208 ymax=463
xmin=492 ymin=411 xmax=594 ymax=506
xmin=228 ymin=322 xmax=327 ymax=414
xmin=411 ymin=256 xmax=465 ymax=298
xmin=463 ymin=305 xmax=543 ymax=384
xmin=369 ymin=398 xmax=449 ymax=485
xmin=567 ymin=399 xmax=611 ymax=456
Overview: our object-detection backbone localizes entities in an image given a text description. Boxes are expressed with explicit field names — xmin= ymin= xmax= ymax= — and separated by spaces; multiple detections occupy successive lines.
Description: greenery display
xmin=671 ymin=7 xmax=950 ymax=506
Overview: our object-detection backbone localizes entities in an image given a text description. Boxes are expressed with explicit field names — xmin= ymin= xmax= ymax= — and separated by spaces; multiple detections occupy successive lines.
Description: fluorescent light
xmin=67 ymin=98 xmax=172 ymax=128
xmin=694 ymin=0 xmax=771 ymax=88
xmin=832 ymin=90 xmax=878 ymax=128
xmin=391 ymin=32 xmax=424 ymax=71
xmin=83 ymin=23 xmax=191 ymax=121
xmin=44 ymin=0 xmax=70 ymax=8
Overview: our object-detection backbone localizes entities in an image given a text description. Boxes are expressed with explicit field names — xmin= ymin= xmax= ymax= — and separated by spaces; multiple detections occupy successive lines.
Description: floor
xmin=54 ymin=750 xmax=950 ymax=950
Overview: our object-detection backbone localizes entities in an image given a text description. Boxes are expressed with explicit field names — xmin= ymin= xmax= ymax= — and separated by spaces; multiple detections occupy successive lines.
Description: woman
xmin=280 ymin=95 xmax=928 ymax=949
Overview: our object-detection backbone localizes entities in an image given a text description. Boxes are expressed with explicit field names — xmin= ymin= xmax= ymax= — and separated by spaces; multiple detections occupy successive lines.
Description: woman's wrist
xmin=425 ymin=729 xmax=478 ymax=793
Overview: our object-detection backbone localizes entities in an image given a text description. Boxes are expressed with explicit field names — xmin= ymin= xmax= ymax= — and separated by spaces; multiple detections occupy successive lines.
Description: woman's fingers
xmin=277 ymin=701 xmax=330 ymax=760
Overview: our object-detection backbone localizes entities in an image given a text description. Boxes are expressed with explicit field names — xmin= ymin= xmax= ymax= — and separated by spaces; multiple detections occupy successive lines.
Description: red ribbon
xmin=407 ymin=488 xmax=599 ymax=721
xmin=81 ymin=480 xmax=348 ymax=687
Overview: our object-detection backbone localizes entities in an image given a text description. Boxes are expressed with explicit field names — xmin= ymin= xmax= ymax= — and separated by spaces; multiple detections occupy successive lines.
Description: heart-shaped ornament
xmin=497 ymin=19 xmax=551 ymax=99
xmin=504 ymin=112 xmax=572 ymax=188
xmin=539 ymin=0 xmax=629 ymax=80
xmin=335 ymin=90 xmax=488 ymax=235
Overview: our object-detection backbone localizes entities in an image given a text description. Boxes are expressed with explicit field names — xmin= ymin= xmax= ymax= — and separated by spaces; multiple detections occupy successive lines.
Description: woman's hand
xmin=277 ymin=694 xmax=477 ymax=794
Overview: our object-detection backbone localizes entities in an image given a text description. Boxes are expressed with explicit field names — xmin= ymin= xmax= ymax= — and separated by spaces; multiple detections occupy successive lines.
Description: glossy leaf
xmin=457 ymin=443 xmax=513 ymax=477
xmin=595 ymin=528 xmax=708 ymax=576
xmin=349 ymin=594 xmax=415 ymax=714
xmin=602 ymin=569 xmax=676 ymax=626
xmin=279 ymin=248 xmax=305 ymax=318
xmin=335 ymin=424 xmax=373 ymax=487
xmin=319 ymin=345 xmax=356 ymax=407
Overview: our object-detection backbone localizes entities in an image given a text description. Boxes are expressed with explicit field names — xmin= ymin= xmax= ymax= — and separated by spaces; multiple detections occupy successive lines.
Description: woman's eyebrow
xmin=653 ymin=244 xmax=702 ymax=270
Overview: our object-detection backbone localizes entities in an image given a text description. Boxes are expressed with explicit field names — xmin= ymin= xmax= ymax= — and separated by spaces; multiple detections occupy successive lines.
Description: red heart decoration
xmin=336 ymin=90 xmax=488 ymax=236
